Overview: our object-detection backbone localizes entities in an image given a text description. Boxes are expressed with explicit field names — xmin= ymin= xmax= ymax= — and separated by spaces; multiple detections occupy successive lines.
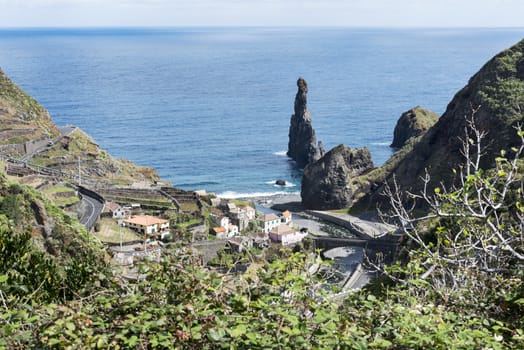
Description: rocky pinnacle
xmin=287 ymin=77 xmax=325 ymax=168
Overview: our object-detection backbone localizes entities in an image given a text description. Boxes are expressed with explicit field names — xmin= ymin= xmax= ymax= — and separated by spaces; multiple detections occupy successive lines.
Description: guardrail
xmin=78 ymin=186 xmax=105 ymax=204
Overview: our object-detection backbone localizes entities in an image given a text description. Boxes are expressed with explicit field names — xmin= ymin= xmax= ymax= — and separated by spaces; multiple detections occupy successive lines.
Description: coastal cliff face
xmin=355 ymin=38 xmax=524 ymax=210
xmin=287 ymin=78 xmax=325 ymax=168
xmin=0 ymin=68 xmax=160 ymax=186
xmin=390 ymin=106 xmax=439 ymax=148
xmin=0 ymin=69 xmax=59 ymax=147
xmin=301 ymin=145 xmax=373 ymax=210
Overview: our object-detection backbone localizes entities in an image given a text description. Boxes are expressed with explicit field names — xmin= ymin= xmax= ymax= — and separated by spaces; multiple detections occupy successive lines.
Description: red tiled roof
xmin=213 ymin=226 xmax=226 ymax=233
xmin=282 ymin=210 xmax=292 ymax=218
xmin=124 ymin=215 xmax=169 ymax=227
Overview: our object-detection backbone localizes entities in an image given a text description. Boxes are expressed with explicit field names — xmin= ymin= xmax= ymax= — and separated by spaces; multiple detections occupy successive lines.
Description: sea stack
xmin=301 ymin=145 xmax=374 ymax=210
xmin=390 ymin=106 xmax=439 ymax=148
xmin=287 ymin=77 xmax=325 ymax=168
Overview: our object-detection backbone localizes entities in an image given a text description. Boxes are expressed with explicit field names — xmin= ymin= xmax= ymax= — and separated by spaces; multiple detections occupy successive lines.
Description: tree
xmin=378 ymin=114 xmax=524 ymax=309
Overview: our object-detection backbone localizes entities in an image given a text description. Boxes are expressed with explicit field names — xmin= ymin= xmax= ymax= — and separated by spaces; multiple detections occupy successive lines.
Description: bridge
xmin=311 ymin=233 xmax=401 ymax=266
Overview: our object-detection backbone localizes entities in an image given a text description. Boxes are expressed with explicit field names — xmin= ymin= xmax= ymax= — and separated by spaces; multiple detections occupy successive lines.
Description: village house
xmin=263 ymin=213 xmax=281 ymax=234
xmin=228 ymin=203 xmax=256 ymax=231
xmin=281 ymin=210 xmax=292 ymax=224
xmin=105 ymin=201 xmax=129 ymax=219
xmin=211 ymin=215 xmax=239 ymax=239
xmin=124 ymin=215 xmax=170 ymax=237
xmin=268 ymin=225 xmax=308 ymax=246
xmin=262 ymin=210 xmax=306 ymax=246
xmin=268 ymin=224 xmax=293 ymax=243
xmin=212 ymin=226 xmax=227 ymax=239
xmin=262 ymin=210 xmax=292 ymax=234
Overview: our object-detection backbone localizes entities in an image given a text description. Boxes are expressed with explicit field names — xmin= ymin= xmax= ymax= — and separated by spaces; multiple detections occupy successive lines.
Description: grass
xmin=44 ymin=185 xmax=75 ymax=194
xmin=54 ymin=196 xmax=80 ymax=208
xmin=179 ymin=202 xmax=199 ymax=212
xmin=94 ymin=217 xmax=142 ymax=243
xmin=176 ymin=218 xmax=202 ymax=229
xmin=43 ymin=184 xmax=80 ymax=208
xmin=328 ymin=208 xmax=350 ymax=214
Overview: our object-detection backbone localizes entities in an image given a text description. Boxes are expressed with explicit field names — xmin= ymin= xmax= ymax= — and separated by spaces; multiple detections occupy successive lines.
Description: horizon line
xmin=0 ymin=25 xmax=523 ymax=30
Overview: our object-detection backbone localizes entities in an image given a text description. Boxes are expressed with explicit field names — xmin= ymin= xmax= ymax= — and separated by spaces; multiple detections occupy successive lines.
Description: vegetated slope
xmin=355 ymin=37 xmax=524 ymax=210
xmin=32 ymin=127 xmax=161 ymax=186
xmin=0 ymin=67 xmax=161 ymax=186
xmin=390 ymin=106 xmax=439 ymax=148
xmin=0 ymin=167 xmax=108 ymax=302
xmin=0 ymin=68 xmax=59 ymax=147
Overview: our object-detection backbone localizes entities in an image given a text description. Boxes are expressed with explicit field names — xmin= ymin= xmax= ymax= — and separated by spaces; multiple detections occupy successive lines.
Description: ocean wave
xmin=273 ymin=150 xmax=288 ymax=156
xmin=218 ymin=190 xmax=300 ymax=199
xmin=370 ymin=142 xmax=391 ymax=146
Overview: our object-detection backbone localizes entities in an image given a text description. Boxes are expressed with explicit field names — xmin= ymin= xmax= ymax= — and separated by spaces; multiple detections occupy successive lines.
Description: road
xmin=20 ymin=125 xmax=77 ymax=162
xmin=79 ymin=192 xmax=104 ymax=231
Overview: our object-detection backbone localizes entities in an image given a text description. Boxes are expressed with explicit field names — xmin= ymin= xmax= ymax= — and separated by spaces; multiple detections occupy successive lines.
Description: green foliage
xmin=478 ymin=48 xmax=524 ymax=124
xmin=1 ymin=247 xmax=521 ymax=349
xmin=1 ymin=127 xmax=524 ymax=348
xmin=380 ymin=126 xmax=524 ymax=347
xmin=479 ymin=77 xmax=524 ymax=123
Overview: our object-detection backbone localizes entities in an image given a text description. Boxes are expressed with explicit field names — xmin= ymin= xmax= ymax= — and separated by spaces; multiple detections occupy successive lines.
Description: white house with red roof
xmin=124 ymin=215 xmax=170 ymax=236
xmin=263 ymin=211 xmax=294 ymax=233
xmin=281 ymin=210 xmax=292 ymax=224
xmin=212 ymin=216 xmax=239 ymax=239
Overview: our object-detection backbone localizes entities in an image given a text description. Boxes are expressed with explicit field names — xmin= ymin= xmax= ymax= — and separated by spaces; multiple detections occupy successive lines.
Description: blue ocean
xmin=1 ymin=28 xmax=523 ymax=197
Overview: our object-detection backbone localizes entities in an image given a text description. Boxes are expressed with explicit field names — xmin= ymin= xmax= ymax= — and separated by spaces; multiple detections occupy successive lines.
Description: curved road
xmin=79 ymin=192 xmax=104 ymax=231
xmin=20 ymin=126 xmax=77 ymax=163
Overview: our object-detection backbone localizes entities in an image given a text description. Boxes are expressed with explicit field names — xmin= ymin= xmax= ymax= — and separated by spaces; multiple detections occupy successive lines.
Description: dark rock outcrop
xmin=390 ymin=106 xmax=439 ymax=148
xmin=275 ymin=179 xmax=286 ymax=186
xmin=301 ymin=145 xmax=374 ymax=210
xmin=355 ymin=38 xmax=524 ymax=210
xmin=287 ymin=78 xmax=325 ymax=168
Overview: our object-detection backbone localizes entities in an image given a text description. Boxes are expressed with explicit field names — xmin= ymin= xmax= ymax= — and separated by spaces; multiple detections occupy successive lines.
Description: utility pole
xmin=77 ymin=156 xmax=81 ymax=186
xmin=118 ymin=219 xmax=123 ymax=252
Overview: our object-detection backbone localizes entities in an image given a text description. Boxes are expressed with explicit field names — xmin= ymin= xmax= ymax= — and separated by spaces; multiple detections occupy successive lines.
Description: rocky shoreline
xmin=246 ymin=193 xmax=303 ymax=212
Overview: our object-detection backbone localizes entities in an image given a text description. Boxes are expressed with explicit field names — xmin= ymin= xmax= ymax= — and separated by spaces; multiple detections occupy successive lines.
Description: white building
xmin=269 ymin=225 xmax=307 ymax=246
xmin=124 ymin=215 xmax=170 ymax=236
xmin=263 ymin=211 xmax=293 ymax=234
xmin=263 ymin=213 xmax=281 ymax=234
xmin=281 ymin=210 xmax=292 ymax=224
xmin=212 ymin=216 xmax=239 ymax=238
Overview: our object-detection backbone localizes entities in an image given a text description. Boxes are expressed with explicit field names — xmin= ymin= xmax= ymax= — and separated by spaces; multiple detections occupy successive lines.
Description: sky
xmin=0 ymin=0 xmax=523 ymax=28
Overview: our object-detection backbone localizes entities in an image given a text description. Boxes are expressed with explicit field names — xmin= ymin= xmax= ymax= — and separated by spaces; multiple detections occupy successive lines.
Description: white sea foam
xmin=370 ymin=142 xmax=392 ymax=146
xmin=218 ymin=191 xmax=300 ymax=199
xmin=273 ymin=150 xmax=288 ymax=156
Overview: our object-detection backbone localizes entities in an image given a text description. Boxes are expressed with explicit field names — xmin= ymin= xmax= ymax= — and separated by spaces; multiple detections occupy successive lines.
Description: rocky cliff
xmin=0 ymin=68 xmax=160 ymax=186
xmin=390 ymin=106 xmax=439 ymax=148
xmin=301 ymin=145 xmax=373 ymax=210
xmin=355 ymin=38 xmax=524 ymax=210
xmin=0 ymin=69 xmax=59 ymax=149
xmin=287 ymin=77 xmax=325 ymax=168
